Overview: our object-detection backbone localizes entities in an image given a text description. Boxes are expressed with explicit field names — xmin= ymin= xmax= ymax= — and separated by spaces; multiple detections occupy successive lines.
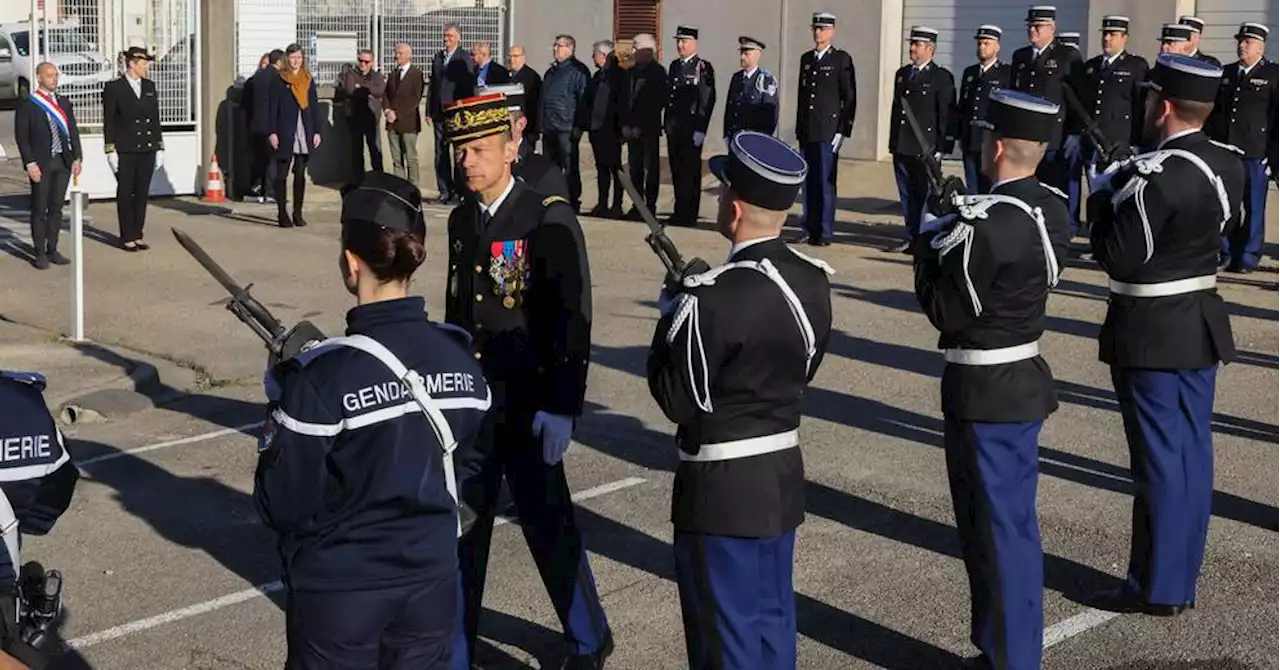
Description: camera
xmin=17 ymin=562 xmax=62 ymax=652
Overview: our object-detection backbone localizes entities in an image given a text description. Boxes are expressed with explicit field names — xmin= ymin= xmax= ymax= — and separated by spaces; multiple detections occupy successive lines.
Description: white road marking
xmin=1042 ymin=608 xmax=1121 ymax=649
xmin=65 ymin=476 xmax=648 ymax=650
xmin=74 ymin=422 xmax=265 ymax=468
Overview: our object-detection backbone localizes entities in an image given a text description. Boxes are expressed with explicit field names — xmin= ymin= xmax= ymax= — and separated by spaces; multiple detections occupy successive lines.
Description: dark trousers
xmin=668 ymin=132 xmax=703 ymax=224
xmin=1221 ymin=158 xmax=1269 ymax=269
xmin=348 ymin=119 xmax=383 ymax=181
xmin=627 ymin=133 xmax=661 ymax=211
xmin=248 ymin=132 xmax=274 ymax=196
xmin=893 ymin=154 xmax=929 ymax=238
xmin=274 ymin=154 xmax=309 ymax=218
xmin=543 ymin=131 xmax=582 ymax=210
xmin=963 ymin=151 xmax=991 ymax=195
xmin=944 ymin=414 xmax=1044 ymax=670
xmin=116 ymin=151 xmax=155 ymax=244
xmin=802 ymin=142 xmax=838 ymax=240
xmin=590 ymin=135 xmax=622 ymax=212
xmin=1111 ymin=365 xmax=1217 ymax=607
xmin=433 ymin=123 xmax=456 ymax=198
xmin=673 ymin=531 xmax=797 ymax=670
xmin=457 ymin=416 xmax=610 ymax=659
xmin=285 ymin=575 xmax=457 ymax=669
xmin=1065 ymin=145 xmax=1086 ymax=236
xmin=29 ymin=159 xmax=70 ymax=256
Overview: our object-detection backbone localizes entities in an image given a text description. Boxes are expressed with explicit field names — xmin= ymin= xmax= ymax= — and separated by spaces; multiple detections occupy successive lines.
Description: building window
xmin=614 ymin=0 xmax=660 ymax=66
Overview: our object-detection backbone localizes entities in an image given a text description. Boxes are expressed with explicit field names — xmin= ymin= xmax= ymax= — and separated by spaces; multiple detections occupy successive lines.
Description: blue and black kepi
xmin=340 ymin=172 xmax=427 ymax=237
xmin=1142 ymin=53 xmax=1223 ymax=102
xmin=708 ymin=131 xmax=807 ymax=211
xmin=975 ymin=89 xmax=1060 ymax=142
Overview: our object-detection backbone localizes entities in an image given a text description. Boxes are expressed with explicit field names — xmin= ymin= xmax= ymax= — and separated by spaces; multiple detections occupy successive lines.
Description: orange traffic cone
xmin=203 ymin=155 xmax=226 ymax=203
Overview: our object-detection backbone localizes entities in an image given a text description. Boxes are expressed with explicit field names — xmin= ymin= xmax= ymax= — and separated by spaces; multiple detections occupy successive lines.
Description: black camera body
xmin=18 ymin=562 xmax=62 ymax=651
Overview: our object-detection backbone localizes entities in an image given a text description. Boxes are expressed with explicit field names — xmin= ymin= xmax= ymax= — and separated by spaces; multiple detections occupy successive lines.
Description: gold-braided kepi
xmin=443 ymin=93 xmax=513 ymax=145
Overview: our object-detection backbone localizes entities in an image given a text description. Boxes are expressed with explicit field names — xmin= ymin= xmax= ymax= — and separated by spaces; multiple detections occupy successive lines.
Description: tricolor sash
xmin=29 ymin=91 xmax=70 ymax=139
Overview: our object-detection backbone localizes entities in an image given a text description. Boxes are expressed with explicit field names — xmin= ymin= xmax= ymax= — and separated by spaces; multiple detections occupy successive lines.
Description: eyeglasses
xmin=358 ymin=59 xmax=373 ymax=64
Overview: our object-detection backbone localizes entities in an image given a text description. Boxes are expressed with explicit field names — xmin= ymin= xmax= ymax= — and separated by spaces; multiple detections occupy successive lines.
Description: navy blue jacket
xmin=539 ymin=58 xmax=591 ymax=133
xmin=244 ymin=66 xmax=274 ymax=135
xmin=254 ymin=297 xmax=491 ymax=592
xmin=0 ymin=372 xmax=80 ymax=584
xmin=265 ymin=72 xmax=320 ymax=160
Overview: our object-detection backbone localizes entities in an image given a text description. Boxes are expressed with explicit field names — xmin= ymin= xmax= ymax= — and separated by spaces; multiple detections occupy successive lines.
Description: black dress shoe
xmin=293 ymin=213 xmax=308 ymax=227
xmin=1086 ymin=587 xmax=1191 ymax=617
xmin=887 ymin=240 xmax=911 ymax=254
xmin=31 ymin=255 xmax=49 ymax=270
xmin=134 ymin=240 xmax=150 ymax=250
xmin=560 ymin=633 xmax=614 ymax=670
xmin=48 ymin=251 xmax=70 ymax=265
xmin=278 ymin=213 xmax=295 ymax=228
xmin=807 ymin=238 xmax=831 ymax=247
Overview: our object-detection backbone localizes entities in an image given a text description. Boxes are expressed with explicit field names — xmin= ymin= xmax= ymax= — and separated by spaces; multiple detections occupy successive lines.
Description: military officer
xmin=949 ymin=24 xmax=1010 ymax=194
xmin=478 ymin=83 xmax=569 ymax=198
xmin=665 ymin=25 xmax=716 ymax=227
xmin=1056 ymin=31 xmax=1081 ymax=51
xmin=723 ymin=36 xmax=779 ymax=140
xmin=795 ymin=11 xmax=856 ymax=246
xmin=648 ymin=131 xmax=833 ymax=670
xmin=913 ymin=87 xmax=1070 ymax=670
xmin=1209 ymin=23 xmax=1277 ymax=273
xmin=441 ymin=94 xmax=613 ymax=669
xmin=1085 ymin=53 xmax=1244 ymax=617
xmin=1073 ymin=16 xmax=1148 ymax=243
xmin=1178 ymin=16 xmax=1222 ymax=66
xmin=102 ymin=46 xmax=163 ymax=252
xmin=1010 ymin=6 xmax=1084 ymax=202
xmin=1159 ymin=23 xmax=1195 ymax=56
xmin=888 ymin=26 xmax=955 ymax=252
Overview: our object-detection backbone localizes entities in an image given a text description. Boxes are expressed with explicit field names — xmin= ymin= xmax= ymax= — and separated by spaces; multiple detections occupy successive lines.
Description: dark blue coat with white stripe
xmin=255 ymin=297 xmax=491 ymax=592
xmin=0 ymin=371 xmax=80 ymax=584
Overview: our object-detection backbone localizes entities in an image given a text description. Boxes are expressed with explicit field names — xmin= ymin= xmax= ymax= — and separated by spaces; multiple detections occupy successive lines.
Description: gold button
xmin=474 ymin=351 xmax=482 ymax=360
xmin=475 ymin=294 xmax=483 ymax=302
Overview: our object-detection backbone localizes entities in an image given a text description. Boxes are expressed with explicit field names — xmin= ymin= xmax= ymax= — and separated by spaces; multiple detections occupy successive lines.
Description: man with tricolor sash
xmin=15 ymin=62 xmax=82 ymax=271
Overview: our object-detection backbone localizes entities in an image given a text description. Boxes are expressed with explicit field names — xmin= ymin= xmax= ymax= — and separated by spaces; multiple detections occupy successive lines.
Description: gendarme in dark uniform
xmin=913 ymin=88 xmax=1070 ymax=670
xmin=1086 ymin=54 xmax=1244 ymax=617
xmin=796 ymin=11 xmax=856 ymax=246
xmin=889 ymin=26 xmax=955 ymax=247
xmin=477 ymin=84 xmax=569 ymax=199
xmin=949 ymin=24 xmax=1010 ymax=194
xmin=723 ymin=36 xmax=779 ymax=139
xmin=648 ymin=131 xmax=833 ymax=670
xmin=1179 ymin=16 xmax=1222 ymax=67
xmin=1208 ymin=22 xmax=1278 ymax=273
xmin=1009 ymin=7 xmax=1084 ymax=198
xmin=440 ymin=94 xmax=613 ymax=668
xmin=665 ymin=25 xmax=716 ymax=227
xmin=102 ymin=46 xmax=163 ymax=251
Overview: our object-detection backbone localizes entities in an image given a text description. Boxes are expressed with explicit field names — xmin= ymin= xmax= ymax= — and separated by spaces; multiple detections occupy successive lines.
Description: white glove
xmin=1265 ymin=158 xmax=1272 ymax=178
xmin=1087 ymin=159 xmax=1124 ymax=194
xmin=933 ymin=151 xmax=943 ymax=162
xmin=106 ymin=152 xmax=119 ymax=174
xmin=154 ymin=151 xmax=164 ymax=170
xmin=919 ymin=203 xmax=958 ymax=236
xmin=832 ymin=134 xmax=845 ymax=153
xmin=692 ymin=131 xmax=706 ymax=147
xmin=1063 ymin=135 xmax=1082 ymax=163
xmin=532 ymin=411 xmax=574 ymax=465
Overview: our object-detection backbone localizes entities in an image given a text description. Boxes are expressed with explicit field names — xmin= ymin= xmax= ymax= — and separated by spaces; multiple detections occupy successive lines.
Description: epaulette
xmin=1209 ymin=139 xmax=1245 ymax=156
xmin=1040 ymin=183 xmax=1068 ymax=200
xmin=787 ymin=246 xmax=835 ymax=275
xmin=435 ymin=322 xmax=474 ymax=347
xmin=541 ymin=194 xmax=569 ymax=208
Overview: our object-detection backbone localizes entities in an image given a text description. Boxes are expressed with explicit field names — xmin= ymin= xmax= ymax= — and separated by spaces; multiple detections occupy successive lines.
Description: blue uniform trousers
xmin=673 ymin=531 xmax=797 ymax=670
xmin=963 ymin=151 xmax=991 ymax=195
xmin=944 ymin=415 xmax=1044 ymax=670
xmin=1110 ymin=366 xmax=1217 ymax=606
xmin=893 ymin=154 xmax=928 ymax=237
xmin=457 ymin=419 xmax=610 ymax=659
xmin=1221 ymin=158 xmax=1269 ymax=270
xmin=1065 ymin=148 xmax=1085 ymax=236
xmin=286 ymin=575 xmax=456 ymax=670
xmin=802 ymin=142 xmax=838 ymax=241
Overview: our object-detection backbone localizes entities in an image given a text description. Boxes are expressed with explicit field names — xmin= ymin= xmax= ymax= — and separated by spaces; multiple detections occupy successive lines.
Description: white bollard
xmin=68 ymin=182 xmax=85 ymax=342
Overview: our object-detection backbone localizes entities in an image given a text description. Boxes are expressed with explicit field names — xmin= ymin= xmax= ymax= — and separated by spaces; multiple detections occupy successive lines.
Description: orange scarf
xmin=281 ymin=67 xmax=312 ymax=109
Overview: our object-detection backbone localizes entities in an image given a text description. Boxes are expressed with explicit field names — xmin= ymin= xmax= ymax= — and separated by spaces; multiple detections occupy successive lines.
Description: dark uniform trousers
xmin=669 ymin=132 xmax=704 ymax=223
xmin=628 ymin=133 xmax=661 ymax=211
xmin=543 ymin=131 xmax=583 ymax=210
xmin=116 ymin=152 xmax=156 ymax=243
xmin=1223 ymin=157 xmax=1270 ymax=268
xmin=30 ymin=160 xmax=70 ymax=256
xmin=803 ymin=144 xmax=839 ymax=239
xmin=286 ymin=575 xmax=459 ymax=670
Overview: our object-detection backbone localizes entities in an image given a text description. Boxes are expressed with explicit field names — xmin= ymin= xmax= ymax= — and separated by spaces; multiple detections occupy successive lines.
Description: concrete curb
xmin=46 ymin=340 xmax=202 ymax=425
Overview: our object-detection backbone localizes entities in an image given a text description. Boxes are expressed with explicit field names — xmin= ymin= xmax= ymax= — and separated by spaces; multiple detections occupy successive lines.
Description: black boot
xmin=292 ymin=171 xmax=307 ymax=227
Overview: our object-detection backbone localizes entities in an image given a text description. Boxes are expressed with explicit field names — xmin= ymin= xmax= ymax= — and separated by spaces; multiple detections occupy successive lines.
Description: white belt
xmin=679 ymin=429 xmax=799 ymax=463
xmin=1108 ymin=274 xmax=1216 ymax=298
xmin=944 ymin=341 xmax=1040 ymax=366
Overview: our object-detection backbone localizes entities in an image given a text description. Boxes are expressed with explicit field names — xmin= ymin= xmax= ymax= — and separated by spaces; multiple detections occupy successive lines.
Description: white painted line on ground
xmin=65 ymin=476 xmax=648 ymax=650
xmin=74 ymin=422 xmax=265 ymax=468
xmin=1042 ymin=608 xmax=1121 ymax=649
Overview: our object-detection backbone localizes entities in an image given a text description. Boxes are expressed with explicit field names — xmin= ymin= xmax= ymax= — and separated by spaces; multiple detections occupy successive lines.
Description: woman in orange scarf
xmin=266 ymin=43 xmax=320 ymax=227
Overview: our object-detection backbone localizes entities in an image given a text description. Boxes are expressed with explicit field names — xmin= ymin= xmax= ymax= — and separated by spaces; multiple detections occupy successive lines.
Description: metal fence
xmin=29 ymin=0 xmax=197 ymax=129
xmin=293 ymin=0 xmax=507 ymax=87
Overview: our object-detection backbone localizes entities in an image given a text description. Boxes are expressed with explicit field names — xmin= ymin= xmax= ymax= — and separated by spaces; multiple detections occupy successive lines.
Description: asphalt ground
xmin=0 ymin=158 xmax=1275 ymax=669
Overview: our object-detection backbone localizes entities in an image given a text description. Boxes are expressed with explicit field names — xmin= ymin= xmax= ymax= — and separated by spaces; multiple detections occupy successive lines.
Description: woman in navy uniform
xmin=255 ymin=172 xmax=492 ymax=669
xmin=102 ymin=46 xmax=162 ymax=252
xmin=913 ymin=88 xmax=1071 ymax=669
xmin=648 ymin=131 xmax=834 ymax=670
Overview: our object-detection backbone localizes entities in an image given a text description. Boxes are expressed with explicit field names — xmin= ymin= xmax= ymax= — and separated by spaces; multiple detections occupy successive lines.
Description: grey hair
xmin=593 ymin=40 xmax=614 ymax=55
xmin=556 ymin=34 xmax=576 ymax=50
xmin=443 ymin=21 xmax=461 ymax=34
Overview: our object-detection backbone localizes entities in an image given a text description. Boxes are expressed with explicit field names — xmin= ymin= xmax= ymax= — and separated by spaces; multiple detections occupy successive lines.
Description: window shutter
xmin=614 ymin=0 xmax=661 ymax=67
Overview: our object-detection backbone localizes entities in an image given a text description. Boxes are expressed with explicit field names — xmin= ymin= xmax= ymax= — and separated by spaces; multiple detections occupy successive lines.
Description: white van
xmin=0 ymin=21 xmax=115 ymax=101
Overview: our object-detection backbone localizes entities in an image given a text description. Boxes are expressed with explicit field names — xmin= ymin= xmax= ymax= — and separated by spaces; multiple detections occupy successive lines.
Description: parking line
xmin=65 ymin=475 xmax=648 ymax=650
xmin=74 ymin=422 xmax=265 ymax=468
xmin=1042 ymin=608 xmax=1120 ymax=649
